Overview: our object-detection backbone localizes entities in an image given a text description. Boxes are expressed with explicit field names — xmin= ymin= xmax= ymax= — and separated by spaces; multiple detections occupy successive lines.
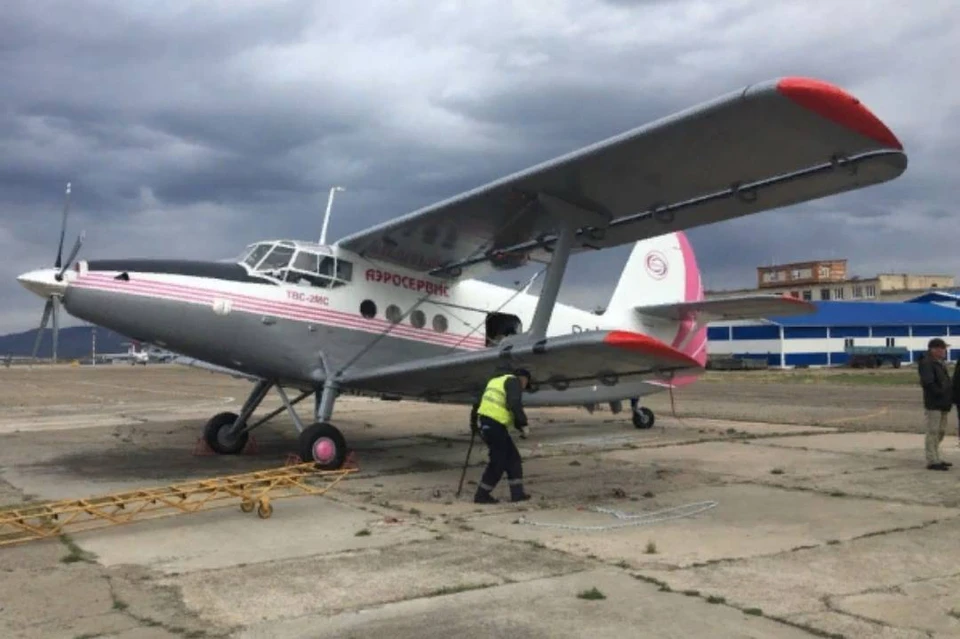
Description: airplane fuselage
xmin=56 ymin=248 xmax=681 ymax=393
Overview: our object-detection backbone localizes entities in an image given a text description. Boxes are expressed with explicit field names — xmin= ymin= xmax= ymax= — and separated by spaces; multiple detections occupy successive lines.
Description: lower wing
xmin=338 ymin=329 xmax=703 ymax=403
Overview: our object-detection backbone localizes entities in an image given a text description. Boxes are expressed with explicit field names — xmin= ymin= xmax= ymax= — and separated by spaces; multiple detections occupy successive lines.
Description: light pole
xmin=319 ymin=186 xmax=345 ymax=245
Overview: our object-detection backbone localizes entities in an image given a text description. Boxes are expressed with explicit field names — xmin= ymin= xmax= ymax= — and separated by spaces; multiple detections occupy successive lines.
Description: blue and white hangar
xmin=706 ymin=300 xmax=960 ymax=368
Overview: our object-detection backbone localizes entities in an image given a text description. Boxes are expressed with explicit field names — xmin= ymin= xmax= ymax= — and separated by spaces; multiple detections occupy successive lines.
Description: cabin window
xmin=386 ymin=304 xmax=402 ymax=323
xmin=360 ymin=300 xmax=377 ymax=319
xmin=432 ymin=314 xmax=448 ymax=333
xmin=410 ymin=309 xmax=426 ymax=329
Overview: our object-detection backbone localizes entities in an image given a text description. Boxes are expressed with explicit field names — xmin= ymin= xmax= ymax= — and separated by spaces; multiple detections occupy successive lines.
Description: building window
xmin=886 ymin=337 xmax=895 ymax=347
xmin=865 ymin=285 xmax=876 ymax=298
xmin=819 ymin=266 xmax=830 ymax=278
xmin=853 ymin=286 xmax=863 ymax=298
xmin=820 ymin=288 xmax=831 ymax=300
xmin=802 ymin=290 xmax=812 ymax=301
xmin=844 ymin=338 xmax=854 ymax=349
xmin=834 ymin=288 xmax=845 ymax=300
xmin=790 ymin=291 xmax=799 ymax=298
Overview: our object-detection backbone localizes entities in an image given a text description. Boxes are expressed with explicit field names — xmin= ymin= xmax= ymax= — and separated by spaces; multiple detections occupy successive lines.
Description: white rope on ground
xmin=516 ymin=500 xmax=718 ymax=532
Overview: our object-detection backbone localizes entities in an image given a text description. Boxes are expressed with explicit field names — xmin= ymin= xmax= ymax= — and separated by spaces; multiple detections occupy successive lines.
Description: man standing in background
xmin=918 ymin=338 xmax=952 ymax=470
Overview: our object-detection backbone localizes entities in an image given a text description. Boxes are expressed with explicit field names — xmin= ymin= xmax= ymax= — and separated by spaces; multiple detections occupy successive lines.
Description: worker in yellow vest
xmin=470 ymin=368 xmax=532 ymax=504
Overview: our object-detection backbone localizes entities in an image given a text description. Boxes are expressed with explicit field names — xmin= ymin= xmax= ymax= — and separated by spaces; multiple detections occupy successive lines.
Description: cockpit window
xmin=284 ymin=251 xmax=353 ymax=289
xmin=244 ymin=244 xmax=272 ymax=269
xmin=238 ymin=241 xmax=353 ymax=289
xmin=259 ymin=245 xmax=296 ymax=271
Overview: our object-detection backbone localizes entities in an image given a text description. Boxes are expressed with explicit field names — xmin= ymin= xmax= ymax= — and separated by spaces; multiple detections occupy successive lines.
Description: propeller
xmin=30 ymin=182 xmax=85 ymax=364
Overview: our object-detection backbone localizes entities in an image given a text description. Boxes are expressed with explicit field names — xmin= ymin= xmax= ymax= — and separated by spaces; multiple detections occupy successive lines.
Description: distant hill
xmin=0 ymin=326 xmax=131 ymax=359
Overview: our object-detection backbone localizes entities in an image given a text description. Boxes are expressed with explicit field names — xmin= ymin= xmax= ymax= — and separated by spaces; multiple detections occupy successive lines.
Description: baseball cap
xmin=929 ymin=338 xmax=949 ymax=349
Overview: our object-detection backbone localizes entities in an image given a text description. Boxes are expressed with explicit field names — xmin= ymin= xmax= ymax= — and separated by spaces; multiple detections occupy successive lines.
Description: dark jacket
xmin=470 ymin=375 xmax=528 ymax=432
xmin=953 ymin=358 xmax=960 ymax=405
xmin=918 ymin=354 xmax=952 ymax=411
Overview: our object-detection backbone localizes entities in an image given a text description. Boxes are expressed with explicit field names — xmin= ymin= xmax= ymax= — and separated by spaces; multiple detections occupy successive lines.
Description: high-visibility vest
xmin=476 ymin=374 xmax=514 ymax=427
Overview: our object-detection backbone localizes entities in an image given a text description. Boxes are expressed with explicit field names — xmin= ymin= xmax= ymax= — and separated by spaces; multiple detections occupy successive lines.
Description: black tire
xmin=298 ymin=422 xmax=348 ymax=470
xmin=203 ymin=411 xmax=249 ymax=454
xmin=632 ymin=406 xmax=655 ymax=429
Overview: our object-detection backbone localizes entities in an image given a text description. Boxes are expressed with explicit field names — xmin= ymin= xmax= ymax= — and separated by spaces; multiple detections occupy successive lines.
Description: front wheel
xmin=298 ymin=422 xmax=348 ymax=470
xmin=203 ymin=412 xmax=249 ymax=454
xmin=632 ymin=407 xmax=655 ymax=429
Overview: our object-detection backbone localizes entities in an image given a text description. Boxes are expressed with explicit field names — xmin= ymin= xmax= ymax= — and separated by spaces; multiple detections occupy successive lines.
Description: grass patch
xmin=577 ymin=587 xmax=606 ymax=600
xmin=743 ymin=607 xmax=763 ymax=616
xmin=355 ymin=529 xmax=371 ymax=537
xmin=701 ymin=369 xmax=917 ymax=387
xmin=645 ymin=541 xmax=658 ymax=554
xmin=770 ymin=468 xmax=785 ymax=475
xmin=707 ymin=595 xmax=726 ymax=604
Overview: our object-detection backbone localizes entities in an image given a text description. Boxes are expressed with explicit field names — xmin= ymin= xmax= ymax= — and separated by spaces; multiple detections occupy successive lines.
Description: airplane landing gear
xmin=203 ymin=411 xmax=250 ymax=454
xmin=199 ymin=378 xmax=350 ymax=465
xmin=298 ymin=422 xmax=347 ymax=470
xmin=629 ymin=398 xmax=655 ymax=429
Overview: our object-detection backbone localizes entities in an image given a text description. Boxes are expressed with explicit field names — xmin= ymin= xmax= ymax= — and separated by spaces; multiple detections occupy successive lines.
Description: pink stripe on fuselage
xmin=71 ymin=274 xmax=486 ymax=351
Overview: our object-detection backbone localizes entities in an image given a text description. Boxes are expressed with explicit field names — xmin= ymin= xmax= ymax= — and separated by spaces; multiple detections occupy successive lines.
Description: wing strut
xmin=528 ymin=218 xmax=575 ymax=341
xmin=512 ymin=192 xmax=611 ymax=344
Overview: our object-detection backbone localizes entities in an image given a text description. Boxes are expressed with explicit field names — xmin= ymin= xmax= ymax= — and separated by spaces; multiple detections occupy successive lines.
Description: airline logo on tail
xmin=644 ymin=251 xmax=668 ymax=280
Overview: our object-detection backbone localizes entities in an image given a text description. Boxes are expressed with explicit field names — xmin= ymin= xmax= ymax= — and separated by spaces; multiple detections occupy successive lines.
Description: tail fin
xmin=607 ymin=231 xmax=704 ymax=312
xmin=605 ymin=231 xmax=707 ymax=366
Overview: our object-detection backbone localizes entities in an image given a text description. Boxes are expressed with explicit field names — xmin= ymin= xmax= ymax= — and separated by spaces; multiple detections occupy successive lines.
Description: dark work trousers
xmin=476 ymin=416 xmax=525 ymax=499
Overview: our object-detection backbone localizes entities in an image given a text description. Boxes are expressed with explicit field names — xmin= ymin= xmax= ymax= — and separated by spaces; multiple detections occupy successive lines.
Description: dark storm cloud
xmin=1 ymin=0 xmax=958 ymax=332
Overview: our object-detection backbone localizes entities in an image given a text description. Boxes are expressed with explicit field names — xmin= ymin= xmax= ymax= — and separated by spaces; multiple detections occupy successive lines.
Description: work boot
xmin=474 ymin=489 xmax=499 ymax=504
xmin=510 ymin=485 xmax=531 ymax=502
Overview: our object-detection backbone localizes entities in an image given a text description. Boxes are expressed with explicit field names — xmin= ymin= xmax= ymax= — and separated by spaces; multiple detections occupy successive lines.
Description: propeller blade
xmin=52 ymin=296 xmax=60 ymax=364
xmin=30 ymin=298 xmax=54 ymax=361
xmin=57 ymin=231 xmax=84 ymax=280
xmin=54 ymin=182 xmax=72 ymax=269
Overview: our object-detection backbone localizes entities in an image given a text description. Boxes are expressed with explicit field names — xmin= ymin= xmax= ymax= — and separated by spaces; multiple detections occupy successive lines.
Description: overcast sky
xmin=2 ymin=0 xmax=957 ymax=334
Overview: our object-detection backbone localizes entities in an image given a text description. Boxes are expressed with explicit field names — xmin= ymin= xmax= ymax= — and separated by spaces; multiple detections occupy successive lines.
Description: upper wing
xmin=635 ymin=294 xmax=815 ymax=322
xmin=338 ymin=329 xmax=702 ymax=403
xmin=336 ymin=77 xmax=906 ymax=279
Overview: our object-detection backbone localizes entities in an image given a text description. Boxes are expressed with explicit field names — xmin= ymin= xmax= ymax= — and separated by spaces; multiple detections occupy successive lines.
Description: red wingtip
xmin=776 ymin=77 xmax=903 ymax=151
xmin=604 ymin=330 xmax=704 ymax=369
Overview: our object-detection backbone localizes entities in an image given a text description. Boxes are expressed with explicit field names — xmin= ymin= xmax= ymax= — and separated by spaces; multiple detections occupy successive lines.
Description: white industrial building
xmin=707 ymin=300 xmax=960 ymax=368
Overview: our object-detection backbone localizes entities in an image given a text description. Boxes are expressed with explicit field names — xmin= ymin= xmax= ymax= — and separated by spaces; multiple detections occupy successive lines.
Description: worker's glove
xmin=519 ymin=426 xmax=530 ymax=439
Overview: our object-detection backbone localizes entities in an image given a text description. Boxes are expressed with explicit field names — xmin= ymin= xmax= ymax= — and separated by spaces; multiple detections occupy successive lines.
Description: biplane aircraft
xmin=17 ymin=77 xmax=907 ymax=470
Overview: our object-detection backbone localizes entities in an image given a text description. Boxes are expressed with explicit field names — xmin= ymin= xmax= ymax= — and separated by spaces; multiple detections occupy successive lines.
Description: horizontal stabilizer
xmin=636 ymin=294 xmax=815 ymax=322
xmin=339 ymin=329 xmax=704 ymax=403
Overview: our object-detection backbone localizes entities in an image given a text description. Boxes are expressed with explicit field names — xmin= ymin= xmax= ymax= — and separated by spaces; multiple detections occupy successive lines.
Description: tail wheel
xmin=203 ymin=411 xmax=249 ymax=454
xmin=298 ymin=422 xmax=348 ymax=470
xmin=632 ymin=407 xmax=655 ymax=429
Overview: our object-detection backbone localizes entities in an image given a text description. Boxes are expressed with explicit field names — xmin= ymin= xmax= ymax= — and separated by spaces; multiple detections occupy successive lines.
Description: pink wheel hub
xmin=313 ymin=438 xmax=336 ymax=463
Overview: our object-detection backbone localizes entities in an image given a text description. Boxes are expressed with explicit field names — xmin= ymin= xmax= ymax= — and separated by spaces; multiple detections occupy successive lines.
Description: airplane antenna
xmin=319 ymin=186 xmax=345 ymax=245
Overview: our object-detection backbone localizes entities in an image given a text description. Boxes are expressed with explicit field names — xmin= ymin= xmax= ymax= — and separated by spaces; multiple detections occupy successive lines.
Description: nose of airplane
xmin=17 ymin=268 xmax=69 ymax=298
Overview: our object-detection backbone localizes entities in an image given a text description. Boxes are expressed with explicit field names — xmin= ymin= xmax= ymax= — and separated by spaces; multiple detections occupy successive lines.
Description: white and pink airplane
xmin=16 ymin=77 xmax=907 ymax=469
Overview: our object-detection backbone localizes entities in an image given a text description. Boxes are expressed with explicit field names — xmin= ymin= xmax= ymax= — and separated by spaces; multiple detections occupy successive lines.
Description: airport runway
xmin=0 ymin=364 xmax=955 ymax=638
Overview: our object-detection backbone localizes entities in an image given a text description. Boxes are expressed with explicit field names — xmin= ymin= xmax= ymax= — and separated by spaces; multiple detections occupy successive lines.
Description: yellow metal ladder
xmin=0 ymin=462 xmax=357 ymax=547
